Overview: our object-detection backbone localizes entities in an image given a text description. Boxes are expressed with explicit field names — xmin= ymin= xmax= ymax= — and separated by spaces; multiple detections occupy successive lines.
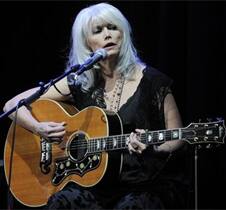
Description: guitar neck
xmin=87 ymin=128 xmax=185 ymax=153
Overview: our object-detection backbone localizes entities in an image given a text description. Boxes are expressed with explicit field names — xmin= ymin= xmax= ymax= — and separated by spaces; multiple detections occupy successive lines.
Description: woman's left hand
xmin=127 ymin=129 xmax=147 ymax=154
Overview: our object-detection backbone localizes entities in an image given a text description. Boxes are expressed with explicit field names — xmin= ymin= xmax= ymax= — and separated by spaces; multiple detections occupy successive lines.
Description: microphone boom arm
xmin=0 ymin=48 xmax=107 ymax=121
xmin=0 ymin=64 xmax=81 ymax=121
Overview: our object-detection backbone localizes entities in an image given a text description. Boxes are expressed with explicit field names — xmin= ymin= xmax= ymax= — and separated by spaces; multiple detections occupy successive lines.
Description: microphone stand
xmin=0 ymin=64 xmax=80 ymax=210
xmin=194 ymin=145 xmax=198 ymax=210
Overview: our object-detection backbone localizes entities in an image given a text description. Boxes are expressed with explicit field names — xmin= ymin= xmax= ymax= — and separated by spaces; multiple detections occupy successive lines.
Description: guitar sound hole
xmin=69 ymin=133 xmax=88 ymax=161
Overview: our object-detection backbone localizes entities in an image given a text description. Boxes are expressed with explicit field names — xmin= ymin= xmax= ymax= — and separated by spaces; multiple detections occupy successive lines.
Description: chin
xmin=106 ymin=49 xmax=119 ymax=57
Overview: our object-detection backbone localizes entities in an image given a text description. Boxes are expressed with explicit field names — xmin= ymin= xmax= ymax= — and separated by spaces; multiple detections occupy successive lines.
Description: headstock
xmin=182 ymin=119 xmax=225 ymax=145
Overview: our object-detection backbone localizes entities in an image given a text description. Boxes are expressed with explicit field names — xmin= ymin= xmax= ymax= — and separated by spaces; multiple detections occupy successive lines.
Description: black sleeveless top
xmin=67 ymin=66 xmax=188 ymax=190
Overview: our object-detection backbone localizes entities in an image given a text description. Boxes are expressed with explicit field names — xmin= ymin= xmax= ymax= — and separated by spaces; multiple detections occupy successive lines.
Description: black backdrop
xmin=0 ymin=1 xmax=225 ymax=209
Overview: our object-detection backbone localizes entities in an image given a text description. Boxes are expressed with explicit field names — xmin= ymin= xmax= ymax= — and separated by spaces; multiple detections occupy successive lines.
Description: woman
xmin=4 ymin=3 xmax=188 ymax=209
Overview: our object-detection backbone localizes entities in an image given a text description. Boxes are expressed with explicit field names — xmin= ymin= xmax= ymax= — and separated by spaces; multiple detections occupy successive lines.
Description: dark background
xmin=0 ymin=1 xmax=225 ymax=209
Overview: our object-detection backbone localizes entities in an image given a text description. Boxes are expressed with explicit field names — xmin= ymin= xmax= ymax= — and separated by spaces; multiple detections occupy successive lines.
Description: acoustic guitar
xmin=4 ymin=99 xmax=225 ymax=207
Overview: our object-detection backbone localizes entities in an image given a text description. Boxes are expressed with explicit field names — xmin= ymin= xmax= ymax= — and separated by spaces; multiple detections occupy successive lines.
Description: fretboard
xmin=87 ymin=128 xmax=183 ymax=153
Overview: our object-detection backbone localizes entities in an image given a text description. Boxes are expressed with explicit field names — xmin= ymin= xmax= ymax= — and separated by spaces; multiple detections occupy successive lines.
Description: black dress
xmin=46 ymin=66 xmax=190 ymax=209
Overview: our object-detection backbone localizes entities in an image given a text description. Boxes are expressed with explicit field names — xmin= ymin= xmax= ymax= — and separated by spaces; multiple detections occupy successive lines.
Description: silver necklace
xmin=104 ymin=76 xmax=125 ymax=112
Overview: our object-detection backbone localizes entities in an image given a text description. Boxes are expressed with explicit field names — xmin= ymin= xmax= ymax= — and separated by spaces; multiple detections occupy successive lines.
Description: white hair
xmin=67 ymin=2 xmax=144 ymax=91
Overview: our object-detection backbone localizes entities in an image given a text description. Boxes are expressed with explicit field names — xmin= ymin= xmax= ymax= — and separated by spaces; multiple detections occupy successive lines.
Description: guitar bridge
xmin=40 ymin=138 xmax=52 ymax=174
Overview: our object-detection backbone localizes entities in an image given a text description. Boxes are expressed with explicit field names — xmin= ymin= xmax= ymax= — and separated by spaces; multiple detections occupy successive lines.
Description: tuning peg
xmin=216 ymin=117 xmax=223 ymax=121
xmin=214 ymin=144 xmax=221 ymax=148
xmin=195 ymin=145 xmax=202 ymax=150
xmin=198 ymin=119 xmax=202 ymax=123
xmin=205 ymin=144 xmax=212 ymax=149
xmin=206 ymin=118 xmax=213 ymax=122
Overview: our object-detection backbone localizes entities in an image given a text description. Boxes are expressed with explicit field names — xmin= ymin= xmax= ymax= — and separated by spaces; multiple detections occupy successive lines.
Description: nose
xmin=103 ymin=27 xmax=111 ymax=40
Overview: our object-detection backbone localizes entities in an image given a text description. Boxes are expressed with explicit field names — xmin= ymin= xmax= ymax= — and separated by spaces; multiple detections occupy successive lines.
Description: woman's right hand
xmin=34 ymin=121 xmax=66 ymax=143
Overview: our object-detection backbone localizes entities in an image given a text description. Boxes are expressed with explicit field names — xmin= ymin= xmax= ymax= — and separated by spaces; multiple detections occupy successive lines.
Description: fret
xmin=124 ymin=135 xmax=128 ymax=148
xmin=107 ymin=137 xmax=110 ymax=150
xmin=99 ymin=138 xmax=102 ymax=151
xmin=165 ymin=130 xmax=172 ymax=142
xmin=118 ymin=135 xmax=123 ymax=149
xmin=94 ymin=139 xmax=97 ymax=152
xmin=93 ymin=139 xmax=96 ymax=152
xmin=105 ymin=138 xmax=109 ymax=150
xmin=89 ymin=139 xmax=92 ymax=153
xmin=152 ymin=131 xmax=159 ymax=143
xmin=87 ymin=140 xmax=91 ymax=153
xmin=122 ymin=135 xmax=127 ymax=148
xmin=92 ymin=139 xmax=95 ymax=152
xmin=92 ymin=140 xmax=95 ymax=152
xmin=106 ymin=137 xmax=112 ymax=150
xmin=90 ymin=139 xmax=93 ymax=152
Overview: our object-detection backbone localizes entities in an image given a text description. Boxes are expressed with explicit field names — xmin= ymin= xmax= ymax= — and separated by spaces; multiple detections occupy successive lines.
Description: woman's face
xmin=87 ymin=20 xmax=122 ymax=58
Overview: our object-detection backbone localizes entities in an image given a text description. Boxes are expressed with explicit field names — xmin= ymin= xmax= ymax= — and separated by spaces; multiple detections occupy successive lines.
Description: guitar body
xmin=4 ymin=99 xmax=123 ymax=207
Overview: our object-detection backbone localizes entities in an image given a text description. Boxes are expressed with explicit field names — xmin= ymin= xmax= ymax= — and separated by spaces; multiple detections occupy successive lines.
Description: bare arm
xmin=128 ymin=93 xmax=184 ymax=154
xmin=3 ymin=77 xmax=71 ymax=138
xmin=156 ymin=93 xmax=184 ymax=153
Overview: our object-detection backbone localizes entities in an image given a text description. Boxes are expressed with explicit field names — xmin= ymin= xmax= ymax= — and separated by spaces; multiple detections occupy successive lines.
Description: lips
xmin=103 ymin=42 xmax=116 ymax=48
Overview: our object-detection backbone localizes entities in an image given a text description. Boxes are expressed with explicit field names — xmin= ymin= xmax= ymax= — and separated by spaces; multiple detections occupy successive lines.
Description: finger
xmin=129 ymin=132 xmax=137 ymax=144
xmin=129 ymin=133 xmax=141 ymax=148
xmin=48 ymin=122 xmax=67 ymax=127
xmin=135 ymin=129 xmax=145 ymax=134
xmin=129 ymin=142 xmax=143 ymax=154
xmin=128 ymin=143 xmax=137 ymax=154
xmin=129 ymin=132 xmax=141 ymax=146
xmin=134 ymin=140 xmax=146 ymax=150
xmin=130 ymin=137 xmax=147 ymax=152
xmin=48 ymin=130 xmax=66 ymax=138
xmin=47 ymin=125 xmax=66 ymax=133
xmin=46 ymin=137 xmax=63 ymax=144
xmin=128 ymin=132 xmax=147 ymax=154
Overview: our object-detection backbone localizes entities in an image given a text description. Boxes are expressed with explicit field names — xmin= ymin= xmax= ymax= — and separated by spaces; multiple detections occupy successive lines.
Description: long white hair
xmin=67 ymin=2 xmax=144 ymax=91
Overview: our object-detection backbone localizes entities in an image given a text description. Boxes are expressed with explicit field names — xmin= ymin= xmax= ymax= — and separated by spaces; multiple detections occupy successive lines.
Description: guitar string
xmin=26 ymin=126 xmax=221 ymax=152
xmin=67 ymin=125 xmax=220 ymax=147
xmin=19 ymin=126 xmax=221 ymax=151
xmin=66 ymin=125 xmax=219 ymax=149
xmin=50 ymin=131 xmax=221 ymax=153
xmin=53 ymin=129 xmax=220 ymax=152
xmin=38 ymin=133 xmax=222 ymax=154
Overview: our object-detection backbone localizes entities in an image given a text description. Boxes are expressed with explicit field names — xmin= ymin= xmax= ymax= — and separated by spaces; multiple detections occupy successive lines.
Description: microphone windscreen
xmin=95 ymin=48 xmax=108 ymax=59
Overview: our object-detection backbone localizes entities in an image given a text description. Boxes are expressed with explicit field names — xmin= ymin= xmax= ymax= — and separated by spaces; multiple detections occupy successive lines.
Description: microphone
xmin=71 ymin=48 xmax=107 ymax=77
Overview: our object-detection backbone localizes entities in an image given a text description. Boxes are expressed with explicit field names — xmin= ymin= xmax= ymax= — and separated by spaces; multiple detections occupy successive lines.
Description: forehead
xmin=89 ymin=18 xmax=113 ymax=28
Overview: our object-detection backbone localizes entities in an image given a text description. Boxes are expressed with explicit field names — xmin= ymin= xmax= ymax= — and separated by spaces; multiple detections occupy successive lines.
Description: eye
xmin=92 ymin=26 xmax=102 ymax=34
xmin=107 ymin=24 xmax=117 ymax=30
